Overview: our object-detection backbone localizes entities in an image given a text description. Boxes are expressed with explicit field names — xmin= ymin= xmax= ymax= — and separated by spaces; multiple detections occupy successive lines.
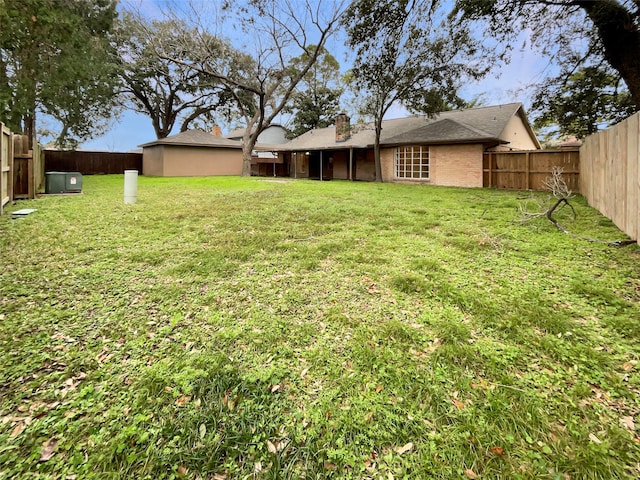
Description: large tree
xmin=155 ymin=0 xmax=346 ymax=176
xmin=114 ymin=13 xmax=237 ymax=139
xmin=344 ymin=0 xmax=486 ymax=182
xmin=448 ymin=0 xmax=640 ymax=110
xmin=0 ymin=0 xmax=119 ymax=147
xmin=533 ymin=65 xmax=635 ymax=140
xmin=283 ymin=46 xmax=343 ymax=138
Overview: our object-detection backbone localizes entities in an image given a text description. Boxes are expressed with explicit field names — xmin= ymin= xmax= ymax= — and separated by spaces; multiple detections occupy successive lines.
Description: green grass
xmin=1 ymin=175 xmax=639 ymax=479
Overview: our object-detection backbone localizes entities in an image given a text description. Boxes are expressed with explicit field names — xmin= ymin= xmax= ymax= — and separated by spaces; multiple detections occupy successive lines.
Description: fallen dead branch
xmin=517 ymin=167 xmax=636 ymax=247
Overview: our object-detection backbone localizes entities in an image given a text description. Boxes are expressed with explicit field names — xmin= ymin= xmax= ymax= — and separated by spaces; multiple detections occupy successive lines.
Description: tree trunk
xmin=241 ymin=127 xmax=257 ymax=177
xmin=577 ymin=0 xmax=640 ymax=107
xmin=374 ymin=119 xmax=383 ymax=182
xmin=241 ymin=142 xmax=253 ymax=176
xmin=24 ymin=112 xmax=35 ymax=150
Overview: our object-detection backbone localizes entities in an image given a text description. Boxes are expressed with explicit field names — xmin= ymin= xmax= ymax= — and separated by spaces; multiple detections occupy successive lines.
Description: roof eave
xmin=139 ymin=141 xmax=243 ymax=149
xmin=380 ymin=137 xmax=505 ymax=148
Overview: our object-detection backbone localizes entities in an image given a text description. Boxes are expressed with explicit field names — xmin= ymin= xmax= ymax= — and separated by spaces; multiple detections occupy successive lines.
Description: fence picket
xmin=581 ymin=111 xmax=640 ymax=241
xmin=482 ymin=149 xmax=580 ymax=192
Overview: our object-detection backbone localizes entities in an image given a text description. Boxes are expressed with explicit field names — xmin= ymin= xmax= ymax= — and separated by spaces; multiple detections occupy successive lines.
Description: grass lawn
xmin=1 ymin=175 xmax=639 ymax=479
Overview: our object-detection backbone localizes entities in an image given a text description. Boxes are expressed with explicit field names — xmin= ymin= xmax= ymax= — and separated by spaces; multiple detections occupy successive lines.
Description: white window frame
xmin=394 ymin=146 xmax=430 ymax=180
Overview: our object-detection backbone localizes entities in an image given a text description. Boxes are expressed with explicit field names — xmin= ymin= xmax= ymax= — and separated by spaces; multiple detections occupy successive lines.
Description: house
xmin=267 ymin=103 xmax=540 ymax=187
xmin=139 ymin=129 xmax=243 ymax=177
xmin=225 ymin=125 xmax=290 ymax=176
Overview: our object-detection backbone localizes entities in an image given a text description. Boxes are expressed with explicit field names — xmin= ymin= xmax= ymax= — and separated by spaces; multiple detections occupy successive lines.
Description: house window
xmin=394 ymin=146 xmax=429 ymax=179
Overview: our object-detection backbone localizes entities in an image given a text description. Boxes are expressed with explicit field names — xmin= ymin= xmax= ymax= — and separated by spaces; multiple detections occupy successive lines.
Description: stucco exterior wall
xmin=381 ymin=144 xmax=483 ymax=187
xmin=159 ymin=146 xmax=243 ymax=176
xmin=494 ymin=114 xmax=539 ymax=151
xmin=142 ymin=145 xmax=165 ymax=176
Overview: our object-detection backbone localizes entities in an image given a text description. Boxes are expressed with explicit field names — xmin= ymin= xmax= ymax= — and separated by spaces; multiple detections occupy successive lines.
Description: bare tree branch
xmin=517 ymin=167 xmax=636 ymax=247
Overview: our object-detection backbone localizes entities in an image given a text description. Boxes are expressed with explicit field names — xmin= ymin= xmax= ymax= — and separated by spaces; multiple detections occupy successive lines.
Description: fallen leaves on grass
xmin=589 ymin=433 xmax=602 ymax=444
xmin=59 ymin=373 xmax=87 ymax=398
xmin=464 ymin=468 xmax=478 ymax=478
xmin=267 ymin=439 xmax=288 ymax=454
xmin=489 ymin=446 xmax=505 ymax=455
xmin=175 ymin=395 xmax=191 ymax=406
xmin=453 ymin=399 xmax=466 ymax=411
xmin=394 ymin=442 xmax=413 ymax=455
xmin=39 ymin=438 xmax=58 ymax=462
xmin=10 ymin=423 xmax=25 ymax=438
xmin=267 ymin=440 xmax=277 ymax=454
xmin=620 ymin=416 xmax=635 ymax=431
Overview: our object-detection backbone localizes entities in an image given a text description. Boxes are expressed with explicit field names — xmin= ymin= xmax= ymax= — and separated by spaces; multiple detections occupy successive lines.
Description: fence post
xmin=0 ymin=123 xmax=14 ymax=214
xmin=0 ymin=123 xmax=5 ymax=214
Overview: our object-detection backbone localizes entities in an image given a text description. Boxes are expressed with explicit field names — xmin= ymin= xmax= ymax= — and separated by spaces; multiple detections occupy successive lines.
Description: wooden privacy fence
xmin=1 ymin=123 xmax=12 ymax=214
xmin=580 ymin=112 xmax=639 ymax=241
xmin=483 ymin=149 xmax=580 ymax=191
xmin=0 ymin=122 xmax=43 ymax=214
xmin=13 ymin=134 xmax=44 ymax=200
xmin=44 ymin=150 xmax=142 ymax=175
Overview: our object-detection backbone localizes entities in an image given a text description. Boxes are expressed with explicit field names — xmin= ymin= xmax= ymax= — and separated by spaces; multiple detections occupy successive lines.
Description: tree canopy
xmin=0 ymin=0 xmax=120 ymax=148
xmin=344 ymin=0 xmax=486 ymax=181
xmin=156 ymin=0 xmax=346 ymax=175
xmin=114 ymin=13 xmax=238 ymax=139
xmin=533 ymin=65 xmax=635 ymax=140
xmin=448 ymin=0 xmax=640 ymax=120
xmin=283 ymin=46 xmax=343 ymax=138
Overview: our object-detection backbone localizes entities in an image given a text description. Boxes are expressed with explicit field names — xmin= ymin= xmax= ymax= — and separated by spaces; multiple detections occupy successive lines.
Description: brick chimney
xmin=335 ymin=113 xmax=351 ymax=142
xmin=211 ymin=125 xmax=222 ymax=137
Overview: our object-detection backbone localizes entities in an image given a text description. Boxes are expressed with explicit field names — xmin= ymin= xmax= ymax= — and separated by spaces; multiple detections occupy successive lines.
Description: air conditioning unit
xmin=45 ymin=172 xmax=83 ymax=194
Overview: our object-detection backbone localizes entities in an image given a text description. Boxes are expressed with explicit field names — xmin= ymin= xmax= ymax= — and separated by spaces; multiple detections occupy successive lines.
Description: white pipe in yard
xmin=124 ymin=170 xmax=138 ymax=204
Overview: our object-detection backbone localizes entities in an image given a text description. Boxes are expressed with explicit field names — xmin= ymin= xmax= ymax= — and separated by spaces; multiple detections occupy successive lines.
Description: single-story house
xmin=265 ymin=103 xmax=541 ymax=187
xmin=139 ymin=129 xmax=243 ymax=176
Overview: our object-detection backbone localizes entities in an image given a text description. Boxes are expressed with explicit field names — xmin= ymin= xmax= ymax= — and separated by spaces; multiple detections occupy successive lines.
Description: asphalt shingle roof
xmin=276 ymin=103 xmax=531 ymax=151
xmin=139 ymin=129 xmax=243 ymax=149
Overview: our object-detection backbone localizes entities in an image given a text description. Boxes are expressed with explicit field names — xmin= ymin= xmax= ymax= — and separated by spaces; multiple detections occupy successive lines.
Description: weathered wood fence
xmin=1 ymin=122 xmax=44 ymax=214
xmin=1 ymin=123 xmax=12 ymax=214
xmin=44 ymin=150 xmax=142 ymax=175
xmin=13 ymin=133 xmax=44 ymax=200
xmin=580 ymin=112 xmax=639 ymax=241
xmin=483 ymin=149 xmax=580 ymax=191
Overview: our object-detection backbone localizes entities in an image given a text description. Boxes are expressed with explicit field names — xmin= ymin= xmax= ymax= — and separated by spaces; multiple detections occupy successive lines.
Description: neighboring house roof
xmin=225 ymin=124 xmax=288 ymax=140
xmin=275 ymin=103 xmax=539 ymax=151
xmin=139 ymin=129 xmax=243 ymax=149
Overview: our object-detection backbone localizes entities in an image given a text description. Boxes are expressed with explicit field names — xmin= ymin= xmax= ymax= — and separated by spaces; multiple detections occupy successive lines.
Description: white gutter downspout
xmin=320 ymin=150 xmax=323 ymax=181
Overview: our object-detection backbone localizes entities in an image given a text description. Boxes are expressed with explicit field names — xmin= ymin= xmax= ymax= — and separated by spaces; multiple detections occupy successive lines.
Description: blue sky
xmin=79 ymin=1 xmax=552 ymax=152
